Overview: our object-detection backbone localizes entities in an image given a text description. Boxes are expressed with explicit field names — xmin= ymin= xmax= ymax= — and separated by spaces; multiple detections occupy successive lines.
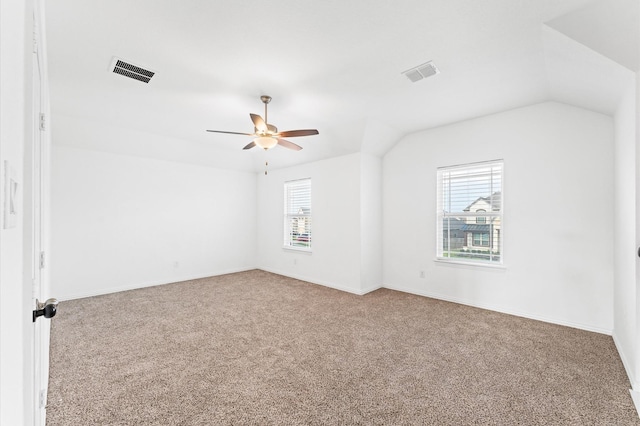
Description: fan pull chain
xmin=264 ymin=150 xmax=269 ymax=175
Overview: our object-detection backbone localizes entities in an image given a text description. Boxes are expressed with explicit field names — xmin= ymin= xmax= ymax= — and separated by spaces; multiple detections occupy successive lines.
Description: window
xmin=284 ymin=178 xmax=311 ymax=250
xmin=472 ymin=232 xmax=490 ymax=247
xmin=437 ymin=160 xmax=503 ymax=264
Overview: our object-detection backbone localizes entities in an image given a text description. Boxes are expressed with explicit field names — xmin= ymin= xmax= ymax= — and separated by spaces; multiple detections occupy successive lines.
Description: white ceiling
xmin=44 ymin=0 xmax=638 ymax=173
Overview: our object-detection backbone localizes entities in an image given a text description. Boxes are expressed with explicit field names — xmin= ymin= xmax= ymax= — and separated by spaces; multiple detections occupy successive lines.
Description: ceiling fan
xmin=206 ymin=95 xmax=319 ymax=151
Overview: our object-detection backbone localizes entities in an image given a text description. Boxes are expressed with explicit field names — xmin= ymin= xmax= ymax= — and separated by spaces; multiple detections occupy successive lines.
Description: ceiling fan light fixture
xmin=255 ymin=136 xmax=277 ymax=150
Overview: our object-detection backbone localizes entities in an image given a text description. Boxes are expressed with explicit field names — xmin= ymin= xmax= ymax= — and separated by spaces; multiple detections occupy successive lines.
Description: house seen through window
xmin=284 ymin=178 xmax=311 ymax=250
xmin=437 ymin=160 xmax=503 ymax=264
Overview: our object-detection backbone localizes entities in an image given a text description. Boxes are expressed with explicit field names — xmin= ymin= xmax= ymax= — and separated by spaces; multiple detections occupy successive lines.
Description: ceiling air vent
xmin=402 ymin=61 xmax=439 ymax=83
xmin=109 ymin=57 xmax=155 ymax=83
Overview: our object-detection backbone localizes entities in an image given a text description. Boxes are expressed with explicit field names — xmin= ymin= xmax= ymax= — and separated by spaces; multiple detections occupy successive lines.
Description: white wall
xmin=257 ymin=153 xmax=382 ymax=294
xmin=51 ymin=145 xmax=257 ymax=300
xmin=613 ymin=79 xmax=638 ymax=386
xmin=51 ymin=113 xmax=257 ymax=173
xmin=383 ymin=102 xmax=614 ymax=333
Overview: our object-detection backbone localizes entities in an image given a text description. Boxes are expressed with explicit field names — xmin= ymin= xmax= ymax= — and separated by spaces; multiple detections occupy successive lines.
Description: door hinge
xmin=39 ymin=389 xmax=46 ymax=408
xmin=39 ymin=113 xmax=46 ymax=131
xmin=39 ymin=251 xmax=45 ymax=269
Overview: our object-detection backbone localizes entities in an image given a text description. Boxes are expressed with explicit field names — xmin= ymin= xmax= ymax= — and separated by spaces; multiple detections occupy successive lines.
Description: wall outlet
xmin=420 ymin=271 xmax=425 ymax=278
xmin=173 ymin=261 xmax=179 ymax=269
xmin=293 ymin=259 xmax=297 ymax=265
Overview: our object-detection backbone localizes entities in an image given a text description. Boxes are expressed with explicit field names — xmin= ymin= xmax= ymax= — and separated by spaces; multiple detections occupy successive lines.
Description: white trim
xmin=57 ymin=267 xmax=256 ymax=301
xmin=613 ymin=333 xmax=640 ymax=418
xmin=437 ymin=158 xmax=504 ymax=171
xmin=613 ymin=332 xmax=637 ymax=391
xmin=61 ymin=267 xmax=381 ymax=301
xmin=259 ymin=267 xmax=380 ymax=296
xmin=282 ymin=177 xmax=310 ymax=184
xmin=282 ymin=245 xmax=312 ymax=253
xmin=434 ymin=258 xmax=507 ymax=269
xmin=629 ymin=390 xmax=640 ymax=419
xmin=382 ymin=282 xmax=612 ymax=335
xmin=360 ymin=284 xmax=383 ymax=294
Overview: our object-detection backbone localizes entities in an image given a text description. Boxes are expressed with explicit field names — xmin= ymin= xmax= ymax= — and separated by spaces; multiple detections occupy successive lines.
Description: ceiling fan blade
xmin=277 ymin=129 xmax=319 ymax=138
xmin=206 ymin=130 xmax=254 ymax=136
xmin=277 ymin=138 xmax=302 ymax=151
xmin=250 ymin=113 xmax=268 ymax=132
xmin=242 ymin=141 xmax=256 ymax=150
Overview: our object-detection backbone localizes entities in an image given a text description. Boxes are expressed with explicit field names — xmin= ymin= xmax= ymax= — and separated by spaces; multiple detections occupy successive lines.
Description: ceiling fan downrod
xmin=261 ymin=95 xmax=271 ymax=125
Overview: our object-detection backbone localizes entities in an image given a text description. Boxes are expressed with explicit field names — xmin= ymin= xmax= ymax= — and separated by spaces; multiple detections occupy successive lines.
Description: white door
xmin=30 ymin=3 xmax=53 ymax=424
xmin=31 ymin=15 xmax=45 ymax=425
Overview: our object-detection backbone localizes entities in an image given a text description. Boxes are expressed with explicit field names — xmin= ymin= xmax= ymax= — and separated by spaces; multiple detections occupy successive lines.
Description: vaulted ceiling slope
xmin=45 ymin=0 xmax=638 ymax=173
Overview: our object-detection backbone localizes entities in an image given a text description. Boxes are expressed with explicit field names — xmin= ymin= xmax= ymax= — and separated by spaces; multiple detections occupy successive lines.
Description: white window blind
xmin=437 ymin=160 xmax=503 ymax=264
xmin=284 ymin=178 xmax=312 ymax=250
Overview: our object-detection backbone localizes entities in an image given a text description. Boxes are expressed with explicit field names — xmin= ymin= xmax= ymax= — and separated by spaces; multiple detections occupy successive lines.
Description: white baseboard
xmin=60 ymin=269 xmax=610 ymax=337
xmin=58 ymin=267 xmax=257 ymax=301
xmin=613 ymin=333 xmax=636 ymax=389
xmin=608 ymin=332 xmax=640 ymax=419
xmin=361 ymin=283 xmax=383 ymax=295
xmin=258 ymin=267 xmax=381 ymax=296
xmin=382 ymin=282 xmax=613 ymax=335
xmin=630 ymin=390 xmax=640 ymax=418
xmin=60 ymin=267 xmax=382 ymax=301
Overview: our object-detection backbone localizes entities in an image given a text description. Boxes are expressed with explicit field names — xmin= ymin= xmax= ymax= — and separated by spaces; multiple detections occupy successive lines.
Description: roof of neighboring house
xmin=463 ymin=192 xmax=502 ymax=212
xmin=460 ymin=224 xmax=491 ymax=232
xmin=444 ymin=217 xmax=466 ymax=230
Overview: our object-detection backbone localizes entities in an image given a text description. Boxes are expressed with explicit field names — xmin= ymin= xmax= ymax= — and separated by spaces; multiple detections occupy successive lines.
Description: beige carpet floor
xmin=47 ymin=270 xmax=639 ymax=425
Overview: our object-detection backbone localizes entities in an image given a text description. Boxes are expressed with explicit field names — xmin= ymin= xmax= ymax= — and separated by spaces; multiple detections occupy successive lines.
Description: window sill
xmin=434 ymin=258 xmax=506 ymax=269
xmin=283 ymin=246 xmax=312 ymax=253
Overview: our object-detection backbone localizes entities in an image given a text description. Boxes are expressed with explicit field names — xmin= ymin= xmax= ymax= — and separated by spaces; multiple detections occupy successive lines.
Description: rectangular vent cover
xmin=402 ymin=61 xmax=439 ymax=83
xmin=109 ymin=57 xmax=155 ymax=83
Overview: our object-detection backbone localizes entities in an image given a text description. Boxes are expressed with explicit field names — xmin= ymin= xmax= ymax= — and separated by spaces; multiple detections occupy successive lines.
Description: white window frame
xmin=436 ymin=160 xmax=503 ymax=266
xmin=283 ymin=178 xmax=312 ymax=252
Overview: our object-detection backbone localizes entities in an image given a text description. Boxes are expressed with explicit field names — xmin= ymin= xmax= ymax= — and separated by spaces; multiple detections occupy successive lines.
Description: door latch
xmin=33 ymin=298 xmax=58 ymax=322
